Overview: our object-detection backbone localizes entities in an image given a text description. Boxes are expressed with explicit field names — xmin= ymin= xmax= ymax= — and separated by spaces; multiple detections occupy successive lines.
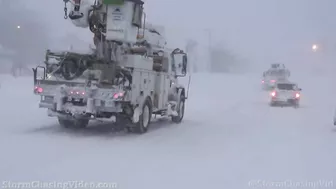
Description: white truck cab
xmin=269 ymin=81 xmax=302 ymax=107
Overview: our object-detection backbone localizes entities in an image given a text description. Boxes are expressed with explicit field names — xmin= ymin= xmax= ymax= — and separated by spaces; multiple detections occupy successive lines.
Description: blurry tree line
xmin=185 ymin=38 xmax=246 ymax=73
xmin=185 ymin=39 xmax=198 ymax=72
xmin=0 ymin=0 xmax=50 ymax=76
xmin=209 ymin=44 xmax=243 ymax=73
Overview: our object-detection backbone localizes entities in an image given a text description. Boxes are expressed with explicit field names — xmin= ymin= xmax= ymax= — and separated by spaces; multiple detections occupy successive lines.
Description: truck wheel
xmin=293 ymin=103 xmax=299 ymax=108
xmin=172 ymin=93 xmax=185 ymax=123
xmin=58 ymin=117 xmax=89 ymax=129
xmin=134 ymin=98 xmax=152 ymax=134
xmin=270 ymin=102 xmax=275 ymax=106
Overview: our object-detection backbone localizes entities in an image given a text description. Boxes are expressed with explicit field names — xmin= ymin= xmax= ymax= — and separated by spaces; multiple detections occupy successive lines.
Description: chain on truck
xmin=32 ymin=0 xmax=191 ymax=133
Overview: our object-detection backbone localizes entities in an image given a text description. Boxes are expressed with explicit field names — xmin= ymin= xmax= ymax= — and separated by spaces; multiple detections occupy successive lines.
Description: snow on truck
xmin=32 ymin=0 xmax=190 ymax=133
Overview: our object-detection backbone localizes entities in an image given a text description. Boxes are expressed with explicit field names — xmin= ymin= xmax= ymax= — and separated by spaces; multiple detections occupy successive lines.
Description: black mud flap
xmin=32 ymin=68 xmax=37 ymax=85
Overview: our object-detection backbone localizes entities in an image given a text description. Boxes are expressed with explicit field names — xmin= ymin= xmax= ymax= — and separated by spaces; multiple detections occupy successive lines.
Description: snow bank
xmin=1 ymin=72 xmax=336 ymax=188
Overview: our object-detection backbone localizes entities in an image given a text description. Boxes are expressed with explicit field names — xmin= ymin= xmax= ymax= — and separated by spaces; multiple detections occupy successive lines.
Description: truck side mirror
xmin=33 ymin=66 xmax=46 ymax=84
xmin=181 ymin=55 xmax=187 ymax=75
xmin=172 ymin=53 xmax=187 ymax=77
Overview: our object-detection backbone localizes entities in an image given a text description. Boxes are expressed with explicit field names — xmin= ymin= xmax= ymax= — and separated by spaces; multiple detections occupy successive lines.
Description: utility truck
xmin=262 ymin=65 xmax=290 ymax=90
xmin=32 ymin=0 xmax=190 ymax=133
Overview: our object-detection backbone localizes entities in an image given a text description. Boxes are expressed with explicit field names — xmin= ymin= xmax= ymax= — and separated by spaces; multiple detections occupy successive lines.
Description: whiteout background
xmin=1 ymin=0 xmax=336 ymax=188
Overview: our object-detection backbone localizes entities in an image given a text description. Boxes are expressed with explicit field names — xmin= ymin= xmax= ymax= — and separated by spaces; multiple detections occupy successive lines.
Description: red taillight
xmin=113 ymin=92 xmax=124 ymax=99
xmin=271 ymin=91 xmax=276 ymax=96
xmin=34 ymin=86 xmax=43 ymax=93
xmin=262 ymin=80 xmax=264 ymax=83
xmin=270 ymin=80 xmax=275 ymax=83
xmin=295 ymin=93 xmax=300 ymax=98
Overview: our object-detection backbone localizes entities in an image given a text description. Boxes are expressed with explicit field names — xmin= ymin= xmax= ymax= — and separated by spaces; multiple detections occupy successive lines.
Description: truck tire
xmin=293 ymin=102 xmax=299 ymax=108
xmin=133 ymin=98 xmax=152 ymax=134
xmin=172 ymin=93 xmax=185 ymax=123
xmin=58 ymin=117 xmax=89 ymax=129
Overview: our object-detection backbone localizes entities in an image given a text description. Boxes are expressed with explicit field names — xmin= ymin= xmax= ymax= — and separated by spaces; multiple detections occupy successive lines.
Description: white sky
xmin=22 ymin=0 xmax=336 ymax=66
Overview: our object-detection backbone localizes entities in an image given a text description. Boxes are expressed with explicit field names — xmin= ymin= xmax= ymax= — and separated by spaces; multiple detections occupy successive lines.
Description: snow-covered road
xmin=0 ymin=73 xmax=335 ymax=189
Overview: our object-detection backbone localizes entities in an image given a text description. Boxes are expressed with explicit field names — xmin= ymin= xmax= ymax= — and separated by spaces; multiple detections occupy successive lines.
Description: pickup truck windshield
xmin=277 ymin=83 xmax=295 ymax=90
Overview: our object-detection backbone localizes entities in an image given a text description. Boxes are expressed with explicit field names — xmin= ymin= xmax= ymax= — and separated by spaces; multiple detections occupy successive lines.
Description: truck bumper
xmin=271 ymin=98 xmax=299 ymax=105
xmin=35 ymin=85 xmax=125 ymax=117
xmin=39 ymin=102 xmax=55 ymax=109
xmin=39 ymin=96 xmax=123 ymax=115
xmin=262 ymin=83 xmax=275 ymax=90
xmin=47 ymin=109 xmax=117 ymax=122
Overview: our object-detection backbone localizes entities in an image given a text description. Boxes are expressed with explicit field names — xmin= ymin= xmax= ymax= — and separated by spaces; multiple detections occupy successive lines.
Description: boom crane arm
xmin=63 ymin=0 xmax=84 ymax=18
xmin=63 ymin=0 xmax=98 ymax=28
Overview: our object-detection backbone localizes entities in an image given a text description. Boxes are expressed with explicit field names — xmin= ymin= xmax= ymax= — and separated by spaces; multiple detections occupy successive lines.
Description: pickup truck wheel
xmin=172 ymin=93 xmax=185 ymax=123
xmin=58 ymin=117 xmax=89 ymax=129
xmin=293 ymin=103 xmax=299 ymax=108
xmin=134 ymin=98 xmax=152 ymax=134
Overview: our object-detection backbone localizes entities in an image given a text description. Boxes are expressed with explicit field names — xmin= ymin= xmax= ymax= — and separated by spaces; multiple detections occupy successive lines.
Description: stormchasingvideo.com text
xmin=2 ymin=180 xmax=118 ymax=189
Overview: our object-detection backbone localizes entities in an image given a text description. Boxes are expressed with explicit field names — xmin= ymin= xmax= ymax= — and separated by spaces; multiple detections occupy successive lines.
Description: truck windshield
xmin=277 ymin=83 xmax=295 ymax=90
xmin=271 ymin=64 xmax=279 ymax=68
xmin=265 ymin=70 xmax=288 ymax=78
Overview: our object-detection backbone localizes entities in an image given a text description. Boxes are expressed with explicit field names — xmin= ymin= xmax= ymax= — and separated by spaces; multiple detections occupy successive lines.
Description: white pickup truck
xmin=269 ymin=81 xmax=302 ymax=108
